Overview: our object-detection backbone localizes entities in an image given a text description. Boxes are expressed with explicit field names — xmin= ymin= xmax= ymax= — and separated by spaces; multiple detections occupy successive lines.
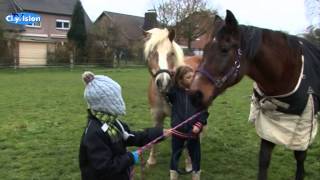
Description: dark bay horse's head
xmin=190 ymin=10 xmax=246 ymax=108
xmin=144 ymin=28 xmax=185 ymax=93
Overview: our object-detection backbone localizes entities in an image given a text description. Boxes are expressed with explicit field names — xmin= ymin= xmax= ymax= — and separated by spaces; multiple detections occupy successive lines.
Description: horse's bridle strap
xmin=196 ymin=48 xmax=242 ymax=88
xmin=153 ymin=69 xmax=173 ymax=78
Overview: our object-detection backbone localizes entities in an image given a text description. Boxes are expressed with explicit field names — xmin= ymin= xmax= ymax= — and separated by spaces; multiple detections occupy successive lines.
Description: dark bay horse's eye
xmin=220 ymin=42 xmax=234 ymax=54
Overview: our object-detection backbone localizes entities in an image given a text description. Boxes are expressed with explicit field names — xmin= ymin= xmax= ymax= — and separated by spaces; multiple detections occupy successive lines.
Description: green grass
xmin=0 ymin=68 xmax=319 ymax=180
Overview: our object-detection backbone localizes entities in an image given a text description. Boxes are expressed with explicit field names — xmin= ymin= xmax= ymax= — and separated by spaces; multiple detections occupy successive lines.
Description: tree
xmin=67 ymin=1 xmax=87 ymax=62
xmin=304 ymin=0 xmax=320 ymax=28
xmin=155 ymin=0 xmax=207 ymax=26
xmin=154 ymin=0 xmax=216 ymax=51
xmin=177 ymin=10 xmax=216 ymax=52
xmin=90 ymin=21 xmax=126 ymax=66
xmin=94 ymin=23 xmax=121 ymax=51
xmin=302 ymin=0 xmax=320 ymax=46
xmin=0 ymin=19 xmax=13 ymax=66
xmin=303 ymin=28 xmax=320 ymax=47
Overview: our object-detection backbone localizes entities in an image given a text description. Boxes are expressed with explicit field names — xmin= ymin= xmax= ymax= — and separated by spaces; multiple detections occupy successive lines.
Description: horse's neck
xmin=246 ymin=39 xmax=302 ymax=96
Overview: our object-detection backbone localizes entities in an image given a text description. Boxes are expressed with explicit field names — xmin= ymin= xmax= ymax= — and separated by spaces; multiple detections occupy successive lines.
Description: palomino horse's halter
xmin=196 ymin=48 xmax=242 ymax=89
xmin=147 ymin=51 xmax=175 ymax=79
xmin=151 ymin=69 xmax=174 ymax=79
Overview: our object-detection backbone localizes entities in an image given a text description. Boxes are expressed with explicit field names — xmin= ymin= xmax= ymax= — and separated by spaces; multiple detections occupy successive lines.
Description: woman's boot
xmin=192 ymin=171 xmax=201 ymax=180
xmin=170 ymin=170 xmax=179 ymax=180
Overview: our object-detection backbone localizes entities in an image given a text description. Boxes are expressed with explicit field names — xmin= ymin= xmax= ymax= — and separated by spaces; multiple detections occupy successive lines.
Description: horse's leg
xmin=258 ymin=139 xmax=275 ymax=180
xmin=294 ymin=150 xmax=307 ymax=180
xmin=147 ymin=108 xmax=165 ymax=166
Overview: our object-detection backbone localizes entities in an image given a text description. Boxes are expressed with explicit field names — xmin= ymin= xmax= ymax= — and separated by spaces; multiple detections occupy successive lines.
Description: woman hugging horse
xmin=143 ymin=28 xmax=204 ymax=173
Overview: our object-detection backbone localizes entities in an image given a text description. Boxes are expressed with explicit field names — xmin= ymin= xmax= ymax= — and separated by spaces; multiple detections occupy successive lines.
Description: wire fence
xmin=0 ymin=56 xmax=147 ymax=69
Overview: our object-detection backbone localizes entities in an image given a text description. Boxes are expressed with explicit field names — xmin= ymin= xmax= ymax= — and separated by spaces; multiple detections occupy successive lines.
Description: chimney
xmin=143 ymin=9 xmax=157 ymax=31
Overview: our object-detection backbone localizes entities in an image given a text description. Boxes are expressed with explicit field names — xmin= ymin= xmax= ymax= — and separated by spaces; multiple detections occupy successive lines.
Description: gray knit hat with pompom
xmin=82 ymin=71 xmax=126 ymax=116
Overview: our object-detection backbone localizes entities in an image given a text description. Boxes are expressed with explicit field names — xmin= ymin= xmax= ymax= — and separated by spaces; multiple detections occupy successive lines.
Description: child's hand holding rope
xmin=163 ymin=128 xmax=173 ymax=137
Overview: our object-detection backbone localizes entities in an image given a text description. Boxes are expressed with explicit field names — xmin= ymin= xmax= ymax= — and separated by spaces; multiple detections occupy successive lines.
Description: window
xmin=26 ymin=21 xmax=41 ymax=28
xmin=56 ymin=19 xmax=70 ymax=30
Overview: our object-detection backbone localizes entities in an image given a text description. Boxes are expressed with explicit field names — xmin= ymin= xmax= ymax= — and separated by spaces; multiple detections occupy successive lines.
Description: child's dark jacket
xmin=79 ymin=111 xmax=163 ymax=180
xmin=167 ymin=86 xmax=209 ymax=134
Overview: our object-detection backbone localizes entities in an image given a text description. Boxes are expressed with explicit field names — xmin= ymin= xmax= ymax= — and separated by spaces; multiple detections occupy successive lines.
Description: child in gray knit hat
xmin=79 ymin=71 xmax=168 ymax=180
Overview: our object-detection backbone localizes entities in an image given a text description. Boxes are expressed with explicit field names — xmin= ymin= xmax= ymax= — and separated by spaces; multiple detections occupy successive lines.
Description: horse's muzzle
xmin=156 ymin=79 xmax=162 ymax=89
xmin=189 ymin=90 xmax=204 ymax=108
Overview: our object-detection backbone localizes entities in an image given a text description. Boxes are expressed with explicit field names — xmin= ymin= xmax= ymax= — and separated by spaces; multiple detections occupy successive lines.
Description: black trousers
xmin=170 ymin=135 xmax=201 ymax=172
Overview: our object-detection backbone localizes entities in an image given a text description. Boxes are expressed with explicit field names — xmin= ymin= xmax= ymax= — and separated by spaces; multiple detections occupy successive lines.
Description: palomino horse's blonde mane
xmin=144 ymin=28 xmax=185 ymax=67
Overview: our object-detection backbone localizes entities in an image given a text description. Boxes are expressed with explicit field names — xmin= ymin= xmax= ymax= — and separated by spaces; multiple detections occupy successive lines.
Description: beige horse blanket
xmin=249 ymin=93 xmax=318 ymax=151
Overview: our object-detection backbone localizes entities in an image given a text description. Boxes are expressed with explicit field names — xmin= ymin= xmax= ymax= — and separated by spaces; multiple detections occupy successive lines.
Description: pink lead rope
xmin=132 ymin=110 xmax=205 ymax=180
xmin=137 ymin=110 xmax=205 ymax=153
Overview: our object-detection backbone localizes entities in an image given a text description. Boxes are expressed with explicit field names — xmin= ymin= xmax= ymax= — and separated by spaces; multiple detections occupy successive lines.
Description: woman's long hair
xmin=174 ymin=65 xmax=193 ymax=88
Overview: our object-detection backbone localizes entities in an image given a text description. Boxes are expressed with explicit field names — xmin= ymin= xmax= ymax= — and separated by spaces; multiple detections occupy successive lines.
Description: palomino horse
xmin=143 ymin=28 xmax=202 ymax=167
xmin=190 ymin=10 xmax=319 ymax=180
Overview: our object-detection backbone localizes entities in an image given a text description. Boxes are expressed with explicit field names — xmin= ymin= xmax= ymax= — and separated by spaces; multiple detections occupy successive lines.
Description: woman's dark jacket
xmin=167 ymin=86 xmax=209 ymax=134
xmin=79 ymin=110 xmax=163 ymax=180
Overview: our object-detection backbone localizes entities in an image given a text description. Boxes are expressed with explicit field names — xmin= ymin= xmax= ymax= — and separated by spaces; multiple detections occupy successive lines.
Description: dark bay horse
xmin=143 ymin=28 xmax=203 ymax=167
xmin=189 ymin=10 xmax=319 ymax=180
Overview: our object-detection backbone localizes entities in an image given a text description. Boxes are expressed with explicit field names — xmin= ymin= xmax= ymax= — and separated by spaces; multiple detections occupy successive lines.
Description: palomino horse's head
xmin=144 ymin=28 xmax=184 ymax=93
xmin=190 ymin=10 xmax=246 ymax=108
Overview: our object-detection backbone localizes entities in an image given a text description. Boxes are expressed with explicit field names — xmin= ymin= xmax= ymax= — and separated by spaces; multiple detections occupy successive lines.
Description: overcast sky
xmin=80 ymin=0 xmax=310 ymax=35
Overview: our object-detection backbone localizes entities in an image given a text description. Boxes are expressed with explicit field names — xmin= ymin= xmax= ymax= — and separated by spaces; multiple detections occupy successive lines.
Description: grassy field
xmin=0 ymin=68 xmax=319 ymax=180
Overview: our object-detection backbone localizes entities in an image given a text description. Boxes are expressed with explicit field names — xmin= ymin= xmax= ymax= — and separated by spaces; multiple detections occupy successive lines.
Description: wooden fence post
xmin=70 ymin=52 xmax=74 ymax=70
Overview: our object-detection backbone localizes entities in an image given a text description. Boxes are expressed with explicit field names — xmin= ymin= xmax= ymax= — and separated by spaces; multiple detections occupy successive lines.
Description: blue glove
xmin=131 ymin=151 xmax=139 ymax=165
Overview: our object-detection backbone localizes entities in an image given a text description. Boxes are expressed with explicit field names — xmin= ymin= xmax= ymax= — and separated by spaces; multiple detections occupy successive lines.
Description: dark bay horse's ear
xmin=214 ymin=15 xmax=223 ymax=26
xmin=211 ymin=15 xmax=224 ymax=37
xmin=168 ymin=29 xmax=175 ymax=42
xmin=225 ymin=10 xmax=238 ymax=30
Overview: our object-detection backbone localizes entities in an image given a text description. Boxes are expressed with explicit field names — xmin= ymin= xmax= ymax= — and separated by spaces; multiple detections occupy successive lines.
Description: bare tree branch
xmin=153 ymin=0 xmax=216 ymax=51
